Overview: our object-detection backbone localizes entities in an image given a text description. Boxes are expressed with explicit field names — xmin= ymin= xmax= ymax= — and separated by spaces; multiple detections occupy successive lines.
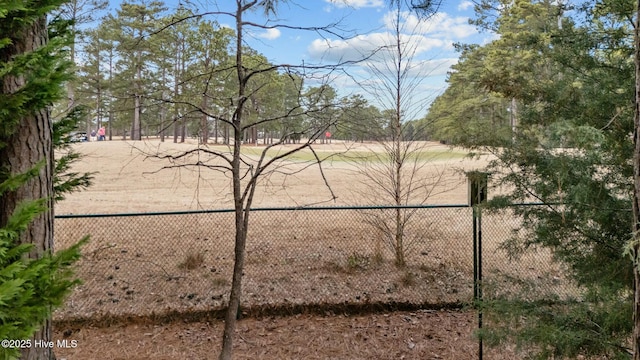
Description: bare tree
xmin=133 ymin=1 xmax=445 ymax=358
xmin=351 ymin=2 xmax=449 ymax=267
xmin=141 ymin=2 xmax=359 ymax=359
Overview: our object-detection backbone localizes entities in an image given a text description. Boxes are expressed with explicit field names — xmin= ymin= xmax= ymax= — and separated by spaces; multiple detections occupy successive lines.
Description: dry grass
xmin=52 ymin=139 xmax=554 ymax=359
xmin=56 ymin=139 xmax=483 ymax=215
xmin=177 ymin=252 xmax=205 ymax=270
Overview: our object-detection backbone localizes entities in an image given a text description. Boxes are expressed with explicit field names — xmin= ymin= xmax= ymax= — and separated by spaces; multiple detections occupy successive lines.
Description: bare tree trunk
xmin=219 ymin=4 xmax=248 ymax=359
xmin=0 ymin=16 xmax=56 ymax=360
xmin=392 ymin=6 xmax=405 ymax=267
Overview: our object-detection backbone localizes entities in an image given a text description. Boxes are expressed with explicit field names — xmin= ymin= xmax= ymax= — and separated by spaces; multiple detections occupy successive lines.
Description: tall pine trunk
xmin=201 ymin=96 xmax=208 ymax=144
xmin=633 ymin=0 xmax=640 ymax=357
xmin=0 ymin=15 xmax=56 ymax=360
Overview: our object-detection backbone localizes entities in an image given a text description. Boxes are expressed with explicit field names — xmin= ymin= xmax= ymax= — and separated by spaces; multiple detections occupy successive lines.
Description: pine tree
xmin=0 ymin=2 xmax=86 ymax=359
xmin=431 ymin=0 xmax=635 ymax=357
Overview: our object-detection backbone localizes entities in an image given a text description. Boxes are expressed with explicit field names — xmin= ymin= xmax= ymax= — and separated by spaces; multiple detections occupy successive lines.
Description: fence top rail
xmin=54 ymin=203 xmax=547 ymax=219
xmin=55 ymin=204 xmax=476 ymax=219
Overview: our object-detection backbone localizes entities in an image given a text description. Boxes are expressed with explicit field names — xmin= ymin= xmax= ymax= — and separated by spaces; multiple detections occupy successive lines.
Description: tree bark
xmin=0 ymin=15 xmax=56 ymax=360
xmin=219 ymin=3 xmax=249 ymax=359
xmin=201 ymin=96 xmax=209 ymax=144
xmin=633 ymin=0 xmax=640 ymax=358
xmin=133 ymin=93 xmax=141 ymax=140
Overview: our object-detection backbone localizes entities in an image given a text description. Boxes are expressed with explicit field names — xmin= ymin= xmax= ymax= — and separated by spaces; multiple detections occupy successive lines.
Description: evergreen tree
xmin=183 ymin=19 xmax=235 ymax=144
xmin=335 ymin=94 xmax=384 ymax=142
xmin=423 ymin=44 xmax=511 ymax=146
xmin=111 ymin=0 xmax=167 ymax=140
xmin=429 ymin=0 xmax=635 ymax=357
xmin=0 ymin=1 xmax=86 ymax=359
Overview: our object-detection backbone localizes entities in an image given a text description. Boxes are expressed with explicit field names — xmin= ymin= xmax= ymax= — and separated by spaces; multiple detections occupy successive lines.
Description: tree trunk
xmin=510 ymin=97 xmax=518 ymax=143
xmin=214 ymin=117 xmax=219 ymax=144
xmin=633 ymin=0 xmax=640 ymax=357
xmin=133 ymin=93 xmax=141 ymax=141
xmin=160 ymin=89 xmax=166 ymax=142
xmin=201 ymin=96 xmax=209 ymax=144
xmin=132 ymin=32 xmax=142 ymax=141
xmin=181 ymin=117 xmax=186 ymax=143
xmin=219 ymin=4 xmax=247 ymax=359
xmin=173 ymin=46 xmax=179 ymax=143
xmin=0 ymin=15 xmax=56 ymax=360
xmin=108 ymin=46 xmax=114 ymax=142
xmin=180 ymin=42 xmax=186 ymax=144
xmin=108 ymin=111 xmax=113 ymax=141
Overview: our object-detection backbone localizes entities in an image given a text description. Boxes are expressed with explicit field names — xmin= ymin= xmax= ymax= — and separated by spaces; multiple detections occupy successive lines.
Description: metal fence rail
xmin=53 ymin=205 xmax=575 ymax=321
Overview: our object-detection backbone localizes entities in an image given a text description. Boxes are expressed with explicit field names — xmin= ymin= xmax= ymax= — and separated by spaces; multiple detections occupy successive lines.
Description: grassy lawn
xmin=240 ymin=146 xmax=468 ymax=163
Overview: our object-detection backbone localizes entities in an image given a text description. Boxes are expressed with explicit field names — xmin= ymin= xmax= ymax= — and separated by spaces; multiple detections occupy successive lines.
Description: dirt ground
xmin=53 ymin=310 xmax=518 ymax=360
xmin=52 ymin=139 xmax=524 ymax=359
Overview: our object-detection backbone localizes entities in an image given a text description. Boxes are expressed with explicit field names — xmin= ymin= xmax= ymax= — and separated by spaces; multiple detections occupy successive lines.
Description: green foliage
xmin=0 ymin=0 xmax=89 ymax=356
xmin=427 ymin=0 xmax=636 ymax=357
xmin=479 ymin=294 xmax=632 ymax=359
xmin=0 ymin=198 xmax=86 ymax=360
xmin=72 ymin=3 xmax=394 ymax=144
xmin=53 ymin=105 xmax=95 ymax=201
xmin=423 ymin=44 xmax=512 ymax=146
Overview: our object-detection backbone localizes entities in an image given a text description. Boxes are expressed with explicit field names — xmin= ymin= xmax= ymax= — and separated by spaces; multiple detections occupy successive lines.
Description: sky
xmin=225 ymin=0 xmax=495 ymax=119
xmin=109 ymin=0 xmax=496 ymax=119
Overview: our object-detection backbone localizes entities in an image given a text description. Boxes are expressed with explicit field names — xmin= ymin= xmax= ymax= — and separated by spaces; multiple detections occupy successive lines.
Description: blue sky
xmin=109 ymin=0 xmax=495 ymax=119
xmin=210 ymin=0 xmax=495 ymax=118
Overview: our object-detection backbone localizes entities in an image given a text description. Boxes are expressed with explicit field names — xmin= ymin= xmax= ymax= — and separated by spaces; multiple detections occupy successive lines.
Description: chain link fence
xmin=53 ymin=205 xmax=577 ymax=321
xmin=479 ymin=208 xmax=578 ymax=302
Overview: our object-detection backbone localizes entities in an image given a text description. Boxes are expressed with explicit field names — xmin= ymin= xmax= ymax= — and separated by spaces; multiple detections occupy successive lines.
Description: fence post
xmin=468 ymin=171 xmax=489 ymax=360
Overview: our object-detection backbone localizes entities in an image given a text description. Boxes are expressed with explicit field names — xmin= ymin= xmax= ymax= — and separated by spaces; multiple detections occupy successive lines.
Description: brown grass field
xmin=51 ymin=139 xmax=550 ymax=359
xmin=55 ymin=139 xmax=483 ymax=215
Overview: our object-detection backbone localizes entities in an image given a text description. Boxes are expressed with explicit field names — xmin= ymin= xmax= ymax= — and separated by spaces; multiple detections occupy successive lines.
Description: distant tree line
xmin=69 ymin=1 xmax=440 ymax=144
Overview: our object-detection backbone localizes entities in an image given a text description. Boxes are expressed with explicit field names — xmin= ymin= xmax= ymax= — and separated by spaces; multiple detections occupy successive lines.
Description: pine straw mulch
xmin=53 ymin=309 xmax=518 ymax=360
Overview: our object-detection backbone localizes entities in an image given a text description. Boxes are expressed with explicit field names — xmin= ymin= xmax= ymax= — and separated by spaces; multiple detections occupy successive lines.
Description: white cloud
xmin=457 ymin=0 xmax=474 ymax=11
xmin=324 ymin=0 xmax=384 ymax=9
xmin=383 ymin=11 xmax=477 ymax=39
xmin=308 ymin=32 xmax=446 ymax=64
xmin=257 ymin=28 xmax=281 ymax=40
xmin=417 ymin=58 xmax=459 ymax=77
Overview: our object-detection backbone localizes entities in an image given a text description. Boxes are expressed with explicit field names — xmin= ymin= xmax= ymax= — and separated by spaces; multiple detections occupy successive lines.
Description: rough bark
xmin=633 ymin=0 xmax=640 ymax=358
xmin=0 ymin=16 xmax=56 ymax=360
